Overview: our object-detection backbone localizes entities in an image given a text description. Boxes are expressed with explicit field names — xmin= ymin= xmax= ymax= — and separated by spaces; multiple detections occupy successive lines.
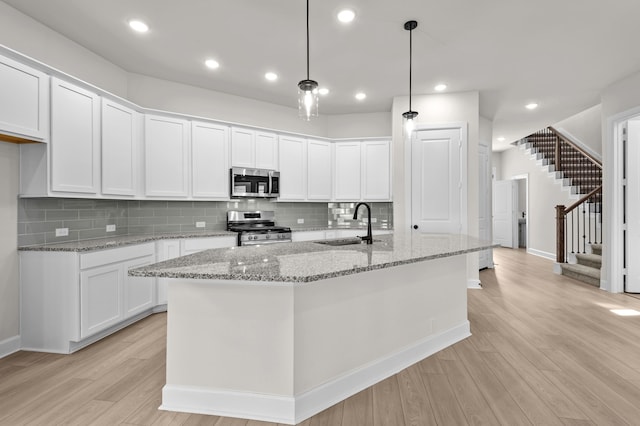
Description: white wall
xmin=0 ymin=2 xmax=128 ymax=97
xmin=492 ymin=152 xmax=503 ymax=181
xmin=127 ymin=73 xmax=329 ymax=138
xmin=554 ymin=104 xmax=602 ymax=157
xmin=0 ymin=143 xmax=19 ymax=344
xmin=498 ymin=147 xmax=574 ymax=258
xmin=391 ymin=91 xmax=480 ymax=281
xmin=326 ymin=112 xmax=391 ymax=139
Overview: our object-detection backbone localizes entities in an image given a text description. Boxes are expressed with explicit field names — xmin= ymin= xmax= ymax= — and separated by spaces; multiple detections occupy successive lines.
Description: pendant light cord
xmin=409 ymin=25 xmax=413 ymax=111
xmin=306 ymin=0 xmax=310 ymax=81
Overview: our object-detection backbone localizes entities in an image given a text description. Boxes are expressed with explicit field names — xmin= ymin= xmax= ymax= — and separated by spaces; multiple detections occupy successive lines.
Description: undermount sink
xmin=314 ymin=237 xmax=380 ymax=246
xmin=314 ymin=238 xmax=364 ymax=246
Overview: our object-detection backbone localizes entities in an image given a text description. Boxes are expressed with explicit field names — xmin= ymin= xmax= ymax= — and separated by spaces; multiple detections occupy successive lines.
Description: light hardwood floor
xmin=3 ymin=248 xmax=640 ymax=425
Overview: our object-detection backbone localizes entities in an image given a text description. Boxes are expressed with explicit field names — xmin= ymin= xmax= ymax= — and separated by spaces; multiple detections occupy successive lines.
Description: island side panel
xmin=163 ymin=279 xmax=295 ymax=418
xmin=293 ymin=255 xmax=469 ymax=419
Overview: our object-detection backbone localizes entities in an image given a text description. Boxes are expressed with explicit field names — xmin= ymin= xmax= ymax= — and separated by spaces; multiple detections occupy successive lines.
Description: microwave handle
xmin=268 ymin=171 xmax=273 ymax=194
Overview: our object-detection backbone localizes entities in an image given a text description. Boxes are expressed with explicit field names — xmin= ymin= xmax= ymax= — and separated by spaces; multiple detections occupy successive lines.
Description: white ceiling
xmin=5 ymin=0 xmax=640 ymax=150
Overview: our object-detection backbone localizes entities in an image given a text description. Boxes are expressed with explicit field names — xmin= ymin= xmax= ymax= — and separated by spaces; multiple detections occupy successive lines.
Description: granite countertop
xmin=129 ymin=233 xmax=496 ymax=283
xmin=17 ymin=231 xmax=237 ymax=252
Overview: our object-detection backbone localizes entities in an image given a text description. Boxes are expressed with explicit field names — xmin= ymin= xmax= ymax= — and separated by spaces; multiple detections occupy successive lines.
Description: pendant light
xmin=402 ymin=20 xmax=418 ymax=134
xmin=298 ymin=0 xmax=319 ymax=120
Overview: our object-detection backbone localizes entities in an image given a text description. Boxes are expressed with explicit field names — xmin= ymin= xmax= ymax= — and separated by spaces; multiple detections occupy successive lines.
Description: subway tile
xmin=156 ymin=208 xmax=182 ymax=217
xmin=181 ymin=207 xmax=206 ymax=216
xmin=45 ymin=230 xmax=79 ymax=244
xmin=63 ymin=199 xmax=97 ymax=210
xmin=18 ymin=234 xmax=46 ymax=247
xmin=139 ymin=216 xmax=169 ymax=226
xmin=78 ymin=209 xmax=107 ymax=219
xmin=139 ymin=201 xmax=169 ymax=209
xmin=46 ymin=210 xmax=80 ymax=221
xmin=19 ymin=209 xmax=46 ymax=222
xmin=128 ymin=225 xmax=155 ymax=235
xmin=64 ymin=219 xmax=96 ymax=231
xmin=77 ymin=229 xmax=111 ymax=240
xmin=25 ymin=198 xmax=64 ymax=210
xmin=129 ymin=208 xmax=155 ymax=218
xmin=17 ymin=223 xmax=26 ymax=234
xmin=153 ymin=224 xmax=182 ymax=234
xmin=166 ymin=201 xmax=194 ymax=209
xmin=24 ymin=221 xmax=63 ymax=234
xmin=167 ymin=216 xmax=196 ymax=226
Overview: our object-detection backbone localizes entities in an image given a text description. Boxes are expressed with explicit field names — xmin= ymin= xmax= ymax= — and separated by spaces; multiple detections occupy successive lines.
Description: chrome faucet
xmin=353 ymin=202 xmax=373 ymax=244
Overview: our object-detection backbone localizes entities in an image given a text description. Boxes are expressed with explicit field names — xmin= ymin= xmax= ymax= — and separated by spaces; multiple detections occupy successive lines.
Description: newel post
xmin=556 ymin=205 xmax=566 ymax=263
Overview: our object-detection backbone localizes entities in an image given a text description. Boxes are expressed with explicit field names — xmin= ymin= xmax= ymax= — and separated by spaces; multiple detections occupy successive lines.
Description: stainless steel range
xmin=227 ymin=210 xmax=292 ymax=246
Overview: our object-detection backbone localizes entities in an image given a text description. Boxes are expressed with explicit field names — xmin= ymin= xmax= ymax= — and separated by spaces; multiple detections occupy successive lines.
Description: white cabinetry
xmin=102 ymin=99 xmax=140 ymax=196
xmin=334 ymin=142 xmax=361 ymax=201
xmin=50 ymin=77 xmax=100 ymax=194
xmin=279 ymin=135 xmax=307 ymax=200
xmin=155 ymin=239 xmax=181 ymax=305
xmin=361 ymin=140 xmax=391 ymax=200
xmin=191 ymin=121 xmax=229 ymax=199
xmin=231 ymin=127 xmax=278 ymax=169
xmin=307 ymin=139 xmax=332 ymax=200
xmin=0 ymin=53 xmax=49 ymax=141
xmin=20 ymin=242 xmax=157 ymax=353
xmin=145 ymin=115 xmax=190 ymax=197
xmin=181 ymin=236 xmax=237 ymax=255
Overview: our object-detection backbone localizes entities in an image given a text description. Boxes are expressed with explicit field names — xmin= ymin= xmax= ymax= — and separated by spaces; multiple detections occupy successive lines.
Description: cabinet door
xmin=255 ymin=131 xmax=278 ymax=170
xmin=278 ymin=136 xmax=307 ymax=200
xmin=0 ymin=54 xmax=49 ymax=141
xmin=80 ymin=264 xmax=122 ymax=338
xmin=102 ymin=99 xmax=139 ymax=196
xmin=192 ymin=121 xmax=229 ymax=199
xmin=334 ymin=142 xmax=361 ymax=201
xmin=307 ymin=139 xmax=332 ymax=200
xmin=145 ymin=115 xmax=190 ymax=197
xmin=231 ymin=127 xmax=255 ymax=168
xmin=51 ymin=77 xmax=100 ymax=194
xmin=362 ymin=140 xmax=391 ymax=200
xmin=123 ymin=255 xmax=156 ymax=318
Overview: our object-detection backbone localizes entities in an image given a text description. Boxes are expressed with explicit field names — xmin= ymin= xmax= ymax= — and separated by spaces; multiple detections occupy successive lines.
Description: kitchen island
xmin=130 ymin=232 xmax=494 ymax=425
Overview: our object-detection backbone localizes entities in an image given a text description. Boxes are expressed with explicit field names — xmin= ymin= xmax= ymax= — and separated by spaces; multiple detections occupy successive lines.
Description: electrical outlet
xmin=55 ymin=228 xmax=69 ymax=237
xmin=106 ymin=224 xmax=116 ymax=232
xmin=195 ymin=221 xmax=206 ymax=228
xmin=297 ymin=218 xmax=304 ymax=224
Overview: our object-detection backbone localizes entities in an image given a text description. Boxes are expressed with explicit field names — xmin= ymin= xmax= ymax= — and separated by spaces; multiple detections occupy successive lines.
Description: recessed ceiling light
xmin=205 ymin=59 xmax=220 ymax=70
xmin=434 ymin=84 xmax=447 ymax=91
xmin=318 ymin=88 xmax=329 ymax=95
xmin=265 ymin=72 xmax=278 ymax=81
xmin=525 ymin=103 xmax=539 ymax=110
xmin=337 ymin=9 xmax=356 ymax=23
xmin=128 ymin=19 xmax=149 ymax=33
xmin=497 ymin=136 xmax=506 ymax=142
xmin=355 ymin=92 xmax=366 ymax=100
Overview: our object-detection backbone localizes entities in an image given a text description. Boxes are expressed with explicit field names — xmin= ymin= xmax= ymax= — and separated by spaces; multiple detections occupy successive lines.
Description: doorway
xmin=492 ymin=174 xmax=528 ymax=249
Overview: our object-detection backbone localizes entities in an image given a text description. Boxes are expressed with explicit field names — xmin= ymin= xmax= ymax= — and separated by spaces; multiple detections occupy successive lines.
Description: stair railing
xmin=556 ymin=185 xmax=602 ymax=263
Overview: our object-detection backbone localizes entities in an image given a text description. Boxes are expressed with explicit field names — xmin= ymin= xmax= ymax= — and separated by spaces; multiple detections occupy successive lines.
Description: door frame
xmin=511 ymin=173 xmax=529 ymax=249
xmin=404 ymin=122 xmax=468 ymax=234
xmin=605 ymin=106 xmax=640 ymax=293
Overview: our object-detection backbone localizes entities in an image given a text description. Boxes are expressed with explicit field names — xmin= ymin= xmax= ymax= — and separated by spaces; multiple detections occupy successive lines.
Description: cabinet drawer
xmin=80 ymin=243 xmax=155 ymax=270
xmin=181 ymin=236 xmax=237 ymax=255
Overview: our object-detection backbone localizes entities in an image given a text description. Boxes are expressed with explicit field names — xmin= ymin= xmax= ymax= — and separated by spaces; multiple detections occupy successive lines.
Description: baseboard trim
xmin=467 ymin=279 xmax=482 ymax=289
xmin=160 ymin=321 xmax=471 ymax=425
xmin=0 ymin=335 xmax=20 ymax=359
xmin=527 ymin=248 xmax=555 ymax=261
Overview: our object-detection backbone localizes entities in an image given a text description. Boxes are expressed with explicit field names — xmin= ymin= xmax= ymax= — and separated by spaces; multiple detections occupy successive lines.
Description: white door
xmin=144 ymin=115 xmax=190 ymax=197
xmin=626 ymin=120 xmax=640 ymax=292
xmin=307 ymin=139 xmax=332 ymax=200
xmin=493 ymin=179 xmax=518 ymax=248
xmin=255 ymin=131 xmax=278 ymax=170
xmin=411 ymin=128 xmax=462 ymax=233
xmin=278 ymin=135 xmax=307 ymax=200
xmin=478 ymin=144 xmax=492 ymax=268
xmin=231 ymin=127 xmax=255 ymax=168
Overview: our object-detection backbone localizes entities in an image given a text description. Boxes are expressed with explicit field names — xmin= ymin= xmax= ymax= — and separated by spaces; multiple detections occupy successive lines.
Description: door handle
xmin=413 ymin=225 xmax=418 ymax=230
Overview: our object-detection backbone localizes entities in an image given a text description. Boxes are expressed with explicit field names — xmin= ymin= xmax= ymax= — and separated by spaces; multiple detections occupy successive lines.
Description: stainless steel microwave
xmin=230 ymin=167 xmax=280 ymax=198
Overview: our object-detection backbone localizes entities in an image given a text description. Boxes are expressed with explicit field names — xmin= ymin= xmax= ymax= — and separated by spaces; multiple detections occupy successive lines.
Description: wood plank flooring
xmin=4 ymin=248 xmax=640 ymax=425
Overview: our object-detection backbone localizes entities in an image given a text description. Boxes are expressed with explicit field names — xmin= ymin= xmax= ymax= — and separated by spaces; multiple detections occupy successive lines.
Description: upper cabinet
xmin=191 ymin=121 xmax=229 ymax=199
xmin=278 ymin=135 xmax=307 ymax=200
xmin=144 ymin=115 xmax=190 ymax=197
xmin=231 ymin=127 xmax=278 ymax=170
xmin=0 ymin=54 xmax=49 ymax=142
xmin=334 ymin=142 xmax=362 ymax=201
xmin=50 ymin=77 xmax=100 ymax=194
xmin=307 ymin=139 xmax=332 ymax=200
xmin=362 ymin=140 xmax=391 ymax=200
xmin=101 ymin=99 xmax=141 ymax=197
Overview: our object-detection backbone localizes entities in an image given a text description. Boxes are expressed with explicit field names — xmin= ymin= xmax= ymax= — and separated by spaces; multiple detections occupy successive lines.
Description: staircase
xmin=517 ymin=127 xmax=603 ymax=287
xmin=559 ymin=244 xmax=602 ymax=287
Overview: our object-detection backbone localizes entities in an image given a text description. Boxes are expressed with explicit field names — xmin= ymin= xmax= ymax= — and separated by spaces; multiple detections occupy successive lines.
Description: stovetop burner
xmin=227 ymin=211 xmax=292 ymax=246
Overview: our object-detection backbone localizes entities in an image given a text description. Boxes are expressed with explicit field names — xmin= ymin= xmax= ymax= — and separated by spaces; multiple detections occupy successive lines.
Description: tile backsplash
xmin=18 ymin=198 xmax=392 ymax=247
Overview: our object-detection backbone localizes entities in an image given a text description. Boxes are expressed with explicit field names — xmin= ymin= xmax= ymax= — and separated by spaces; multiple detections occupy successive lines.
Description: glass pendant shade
xmin=298 ymin=79 xmax=319 ymax=120
xmin=403 ymin=110 xmax=418 ymax=135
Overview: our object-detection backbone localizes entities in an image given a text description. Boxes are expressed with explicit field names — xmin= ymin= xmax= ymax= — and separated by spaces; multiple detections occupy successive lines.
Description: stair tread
xmin=561 ymin=263 xmax=601 ymax=279
xmin=575 ymin=253 xmax=602 ymax=262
